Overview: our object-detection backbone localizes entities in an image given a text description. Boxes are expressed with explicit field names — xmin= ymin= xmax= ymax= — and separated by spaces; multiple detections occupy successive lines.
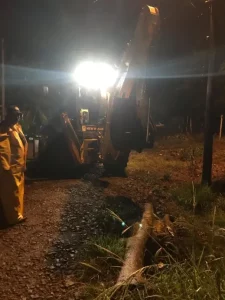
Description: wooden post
xmin=146 ymin=97 xmax=151 ymax=143
xmin=1 ymin=39 xmax=5 ymax=121
xmin=219 ymin=115 xmax=223 ymax=140
xmin=202 ymin=1 xmax=215 ymax=186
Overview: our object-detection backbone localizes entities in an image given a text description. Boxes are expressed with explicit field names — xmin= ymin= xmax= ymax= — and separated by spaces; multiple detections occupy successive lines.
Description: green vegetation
xmin=79 ymin=223 xmax=225 ymax=300
xmin=92 ymin=257 xmax=225 ymax=300
xmin=85 ymin=235 xmax=126 ymax=261
xmin=77 ymin=136 xmax=225 ymax=299
xmin=179 ymin=145 xmax=203 ymax=161
xmin=162 ymin=172 xmax=172 ymax=182
xmin=172 ymin=184 xmax=216 ymax=212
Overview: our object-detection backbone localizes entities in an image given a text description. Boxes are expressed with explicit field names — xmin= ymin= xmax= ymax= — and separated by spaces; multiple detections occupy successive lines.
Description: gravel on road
xmin=0 ymin=179 xmax=108 ymax=300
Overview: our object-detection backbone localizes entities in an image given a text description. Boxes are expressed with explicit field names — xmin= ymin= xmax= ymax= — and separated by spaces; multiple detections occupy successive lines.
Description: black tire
xmin=103 ymin=151 xmax=130 ymax=176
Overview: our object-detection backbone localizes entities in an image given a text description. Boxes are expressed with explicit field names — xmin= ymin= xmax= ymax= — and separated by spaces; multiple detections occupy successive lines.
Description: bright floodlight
xmin=73 ymin=61 xmax=118 ymax=91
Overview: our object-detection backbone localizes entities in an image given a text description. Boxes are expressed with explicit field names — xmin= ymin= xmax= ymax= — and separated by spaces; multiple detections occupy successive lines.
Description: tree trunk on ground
xmin=117 ymin=203 xmax=154 ymax=285
xmin=117 ymin=205 xmax=175 ymax=286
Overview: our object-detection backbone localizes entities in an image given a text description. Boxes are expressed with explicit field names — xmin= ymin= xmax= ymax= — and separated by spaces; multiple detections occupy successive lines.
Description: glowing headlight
xmin=73 ymin=61 xmax=118 ymax=92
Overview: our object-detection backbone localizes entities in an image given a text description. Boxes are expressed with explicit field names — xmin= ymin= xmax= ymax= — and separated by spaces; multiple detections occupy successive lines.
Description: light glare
xmin=73 ymin=61 xmax=118 ymax=92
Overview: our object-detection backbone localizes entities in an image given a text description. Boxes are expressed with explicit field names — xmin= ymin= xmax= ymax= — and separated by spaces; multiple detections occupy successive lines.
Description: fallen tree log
xmin=117 ymin=204 xmax=175 ymax=286
xmin=117 ymin=203 xmax=154 ymax=285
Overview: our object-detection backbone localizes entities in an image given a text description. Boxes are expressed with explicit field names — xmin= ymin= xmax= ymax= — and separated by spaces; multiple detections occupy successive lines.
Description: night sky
xmin=1 ymin=0 xmax=225 ymax=71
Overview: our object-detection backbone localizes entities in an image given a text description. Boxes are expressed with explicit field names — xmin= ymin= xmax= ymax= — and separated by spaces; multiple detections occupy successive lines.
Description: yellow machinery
xmin=28 ymin=6 xmax=160 ymax=177
xmin=101 ymin=6 xmax=160 ymax=172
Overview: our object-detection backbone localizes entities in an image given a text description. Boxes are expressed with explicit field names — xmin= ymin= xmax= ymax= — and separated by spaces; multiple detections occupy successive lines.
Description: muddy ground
xmin=1 ymin=136 xmax=225 ymax=300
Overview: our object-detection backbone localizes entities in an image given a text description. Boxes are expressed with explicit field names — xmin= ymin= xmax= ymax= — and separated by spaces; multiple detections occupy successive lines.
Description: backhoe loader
xmin=27 ymin=5 xmax=160 ymax=178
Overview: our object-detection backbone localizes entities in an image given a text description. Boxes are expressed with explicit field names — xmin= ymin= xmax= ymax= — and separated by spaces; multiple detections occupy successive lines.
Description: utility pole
xmin=1 ymin=38 xmax=5 ymax=121
xmin=202 ymin=0 xmax=215 ymax=185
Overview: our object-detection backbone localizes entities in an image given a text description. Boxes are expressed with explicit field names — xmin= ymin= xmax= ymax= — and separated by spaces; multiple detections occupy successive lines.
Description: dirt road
xmin=0 ymin=179 xmax=109 ymax=300
xmin=0 ymin=173 xmax=142 ymax=300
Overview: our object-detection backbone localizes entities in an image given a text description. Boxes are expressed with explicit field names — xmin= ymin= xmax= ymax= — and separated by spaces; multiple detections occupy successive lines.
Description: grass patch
xmin=172 ymin=184 xmax=216 ymax=212
xmin=128 ymin=153 xmax=185 ymax=176
xmin=162 ymin=172 xmax=172 ymax=182
xmin=212 ymin=208 xmax=225 ymax=228
xmin=86 ymin=235 xmax=126 ymax=260
xmin=78 ymin=235 xmax=126 ymax=282
xmin=79 ymin=136 xmax=225 ymax=299
xmin=84 ymin=252 xmax=225 ymax=300
xmin=149 ymin=259 xmax=225 ymax=300
xmin=179 ymin=145 xmax=203 ymax=161
xmin=79 ymin=198 xmax=224 ymax=299
xmin=214 ymin=215 xmax=225 ymax=228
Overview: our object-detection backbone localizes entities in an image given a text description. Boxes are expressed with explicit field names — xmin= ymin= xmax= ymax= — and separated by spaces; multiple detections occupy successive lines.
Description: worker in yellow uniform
xmin=0 ymin=106 xmax=28 ymax=226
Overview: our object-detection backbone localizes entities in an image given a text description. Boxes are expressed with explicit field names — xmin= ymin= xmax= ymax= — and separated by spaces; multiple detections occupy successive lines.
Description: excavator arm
xmin=117 ymin=6 xmax=159 ymax=100
xmin=102 ymin=6 xmax=160 ymax=171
